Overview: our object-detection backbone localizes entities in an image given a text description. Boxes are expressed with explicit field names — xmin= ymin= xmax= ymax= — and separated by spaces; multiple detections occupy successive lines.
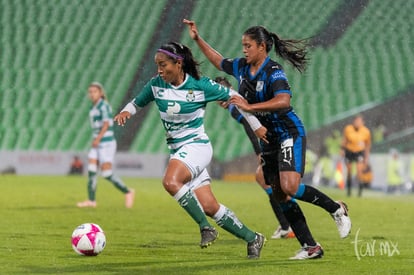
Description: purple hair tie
xmin=157 ymin=48 xmax=183 ymax=60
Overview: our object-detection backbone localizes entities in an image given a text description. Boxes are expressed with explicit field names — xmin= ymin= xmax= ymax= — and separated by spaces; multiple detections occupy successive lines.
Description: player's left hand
xmin=229 ymin=96 xmax=251 ymax=112
xmin=92 ymin=138 xmax=100 ymax=148
xmin=255 ymin=126 xmax=269 ymax=144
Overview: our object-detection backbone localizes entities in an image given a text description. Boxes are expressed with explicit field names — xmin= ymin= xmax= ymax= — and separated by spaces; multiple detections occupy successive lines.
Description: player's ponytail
xmin=158 ymin=42 xmax=201 ymax=80
xmin=270 ymin=33 xmax=309 ymax=73
xmin=243 ymin=26 xmax=309 ymax=73
xmin=180 ymin=43 xmax=201 ymax=80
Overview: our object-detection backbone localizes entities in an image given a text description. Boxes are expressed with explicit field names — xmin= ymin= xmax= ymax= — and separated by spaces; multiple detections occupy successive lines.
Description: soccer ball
xmin=71 ymin=223 xmax=106 ymax=256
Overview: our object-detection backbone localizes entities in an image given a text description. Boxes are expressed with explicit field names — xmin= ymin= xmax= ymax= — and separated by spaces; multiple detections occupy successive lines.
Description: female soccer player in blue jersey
xmin=77 ymin=82 xmax=135 ymax=208
xmin=114 ymin=42 xmax=265 ymax=258
xmin=184 ymin=19 xmax=351 ymax=260
xmin=214 ymin=76 xmax=294 ymax=240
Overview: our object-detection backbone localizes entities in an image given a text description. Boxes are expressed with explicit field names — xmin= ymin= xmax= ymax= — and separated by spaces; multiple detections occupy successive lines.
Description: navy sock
xmin=280 ymin=199 xmax=316 ymax=247
xmin=268 ymin=192 xmax=290 ymax=230
xmin=293 ymin=183 xmax=340 ymax=213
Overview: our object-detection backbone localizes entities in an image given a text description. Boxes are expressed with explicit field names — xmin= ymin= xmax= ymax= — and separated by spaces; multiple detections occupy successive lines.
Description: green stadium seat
xmin=14 ymin=128 xmax=33 ymax=150
xmin=40 ymin=108 xmax=60 ymax=128
xmin=2 ymin=0 xmax=413 ymax=160
xmin=29 ymin=109 xmax=45 ymax=128
xmin=0 ymin=89 xmax=15 ymax=109
xmin=42 ymin=128 xmax=63 ymax=151
xmin=29 ymin=128 xmax=48 ymax=150
xmin=1 ymin=128 xmax=18 ymax=149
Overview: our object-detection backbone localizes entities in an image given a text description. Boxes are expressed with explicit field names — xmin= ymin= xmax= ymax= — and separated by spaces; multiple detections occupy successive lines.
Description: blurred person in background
xmin=358 ymin=162 xmax=373 ymax=197
xmin=68 ymin=155 xmax=84 ymax=175
xmin=387 ymin=148 xmax=404 ymax=194
xmin=341 ymin=115 xmax=371 ymax=197
xmin=410 ymin=155 xmax=414 ymax=192
xmin=77 ymin=82 xmax=135 ymax=208
xmin=312 ymin=146 xmax=335 ymax=187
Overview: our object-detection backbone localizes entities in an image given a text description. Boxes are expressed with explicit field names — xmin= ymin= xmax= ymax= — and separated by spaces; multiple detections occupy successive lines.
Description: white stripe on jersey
xmin=132 ymin=75 xmax=241 ymax=150
xmin=89 ymin=99 xmax=114 ymax=141
xmin=159 ymin=107 xmax=204 ymax=124
xmin=152 ymin=86 xmax=206 ymax=103
xmin=151 ymin=86 xmax=208 ymax=149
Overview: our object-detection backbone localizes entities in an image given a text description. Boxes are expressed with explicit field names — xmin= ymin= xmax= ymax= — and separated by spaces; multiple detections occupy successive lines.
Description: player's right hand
xmin=114 ymin=111 xmax=131 ymax=126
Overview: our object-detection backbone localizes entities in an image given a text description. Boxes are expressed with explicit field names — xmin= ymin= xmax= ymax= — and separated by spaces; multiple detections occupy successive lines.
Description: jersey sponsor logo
xmin=162 ymin=120 xmax=182 ymax=131
xmin=255 ymin=111 xmax=271 ymax=116
xmin=179 ymin=151 xmax=187 ymax=158
xmin=256 ymin=81 xmax=264 ymax=92
xmin=271 ymin=70 xmax=287 ymax=81
xmin=166 ymin=101 xmax=181 ymax=116
xmin=186 ymin=90 xmax=195 ymax=102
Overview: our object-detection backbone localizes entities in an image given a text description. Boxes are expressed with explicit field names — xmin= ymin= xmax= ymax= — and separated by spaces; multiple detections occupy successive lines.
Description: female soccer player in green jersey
xmin=77 ymin=82 xmax=135 ymax=208
xmin=114 ymin=42 xmax=265 ymax=259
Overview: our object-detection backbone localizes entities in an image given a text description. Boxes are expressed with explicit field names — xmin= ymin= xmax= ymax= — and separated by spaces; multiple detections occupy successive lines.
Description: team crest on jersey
xmin=256 ymin=81 xmax=264 ymax=92
xmin=186 ymin=90 xmax=195 ymax=102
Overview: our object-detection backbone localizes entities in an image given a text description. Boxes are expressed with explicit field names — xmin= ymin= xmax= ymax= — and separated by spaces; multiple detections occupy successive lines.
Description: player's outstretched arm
xmin=114 ymin=102 xmax=137 ymax=126
xmin=114 ymin=111 xmax=131 ymax=126
xmin=226 ymin=90 xmax=268 ymax=143
xmin=183 ymin=19 xmax=223 ymax=71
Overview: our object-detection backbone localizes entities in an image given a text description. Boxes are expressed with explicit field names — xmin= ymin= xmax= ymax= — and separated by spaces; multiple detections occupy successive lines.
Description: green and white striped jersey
xmin=133 ymin=74 xmax=230 ymax=150
xmin=89 ymin=98 xmax=115 ymax=143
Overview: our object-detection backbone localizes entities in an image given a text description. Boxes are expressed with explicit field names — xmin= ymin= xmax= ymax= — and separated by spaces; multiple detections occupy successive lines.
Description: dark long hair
xmin=158 ymin=42 xmax=201 ymax=79
xmin=244 ymin=26 xmax=309 ymax=73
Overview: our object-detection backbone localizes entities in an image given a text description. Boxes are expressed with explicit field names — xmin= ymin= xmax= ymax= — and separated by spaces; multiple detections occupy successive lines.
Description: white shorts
xmin=88 ymin=140 xmax=116 ymax=164
xmin=187 ymin=169 xmax=211 ymax=190
xmin=170 ymin=142 xmax=212 ymax=189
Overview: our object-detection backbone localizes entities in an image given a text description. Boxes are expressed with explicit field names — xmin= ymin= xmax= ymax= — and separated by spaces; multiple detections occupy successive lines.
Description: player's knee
xmin=203 ymin=203 xmax=220 ymax=217
xmin=162 ymin=177 xmax=182 ymax=195
xmin=280 ymin=182 xmax=299 ymax=197
xmin=255 ymin=166 xmax=265 ymax=185
xmin=279 ymin=172 xmax=301 ymax=196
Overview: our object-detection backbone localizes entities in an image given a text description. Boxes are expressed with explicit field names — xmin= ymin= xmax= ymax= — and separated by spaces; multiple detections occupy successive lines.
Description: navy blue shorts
xmin=260 ymin=136 xmax=306 ymax=184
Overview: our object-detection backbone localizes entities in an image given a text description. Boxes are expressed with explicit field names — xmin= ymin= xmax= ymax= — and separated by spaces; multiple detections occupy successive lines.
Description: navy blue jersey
xmin=221 ymin=57 xmax=306 ymax=144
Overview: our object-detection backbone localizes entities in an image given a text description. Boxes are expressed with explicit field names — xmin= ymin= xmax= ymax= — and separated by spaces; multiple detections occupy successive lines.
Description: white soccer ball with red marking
xmin=71 ymin=223 xmax=106 ymax=256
